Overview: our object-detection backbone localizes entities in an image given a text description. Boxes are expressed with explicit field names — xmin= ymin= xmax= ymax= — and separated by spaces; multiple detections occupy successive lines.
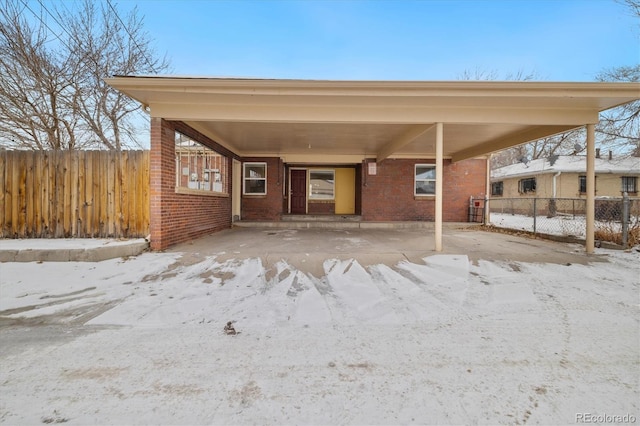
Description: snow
xmin=0 ymin=238 xmax=147 ymax=250
xmin=490 ymin=212 xmax=636 ymax=240
xmin=1 ymin=237 xmax=639 ymax=425
xmin=491 ymin=155 xmax=640 ymax=179
xmin=490 ymin=212 xmax=588 ymax=237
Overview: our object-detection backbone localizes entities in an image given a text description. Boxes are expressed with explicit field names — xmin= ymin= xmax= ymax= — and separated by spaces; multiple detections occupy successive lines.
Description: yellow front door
xmin=335 ymin=168 xmax=355 ymax=214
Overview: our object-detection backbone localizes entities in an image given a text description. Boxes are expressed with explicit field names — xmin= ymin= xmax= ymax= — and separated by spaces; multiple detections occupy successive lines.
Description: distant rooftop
xmin=492 ymin=155 xmax=640 ymax=179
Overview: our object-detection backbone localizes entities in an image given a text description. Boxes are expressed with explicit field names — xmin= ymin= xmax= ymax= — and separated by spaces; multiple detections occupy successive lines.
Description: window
xmin=621 ymin=176 xmax=638 ymax=194
xmin=579 ymin=176 xmax=598 ymax=194
xmin=518 ymin=177 xmax=536 ymax=194
xmin=415 ymin=164 xmax=436 ymax=195
xmin=579 ymin=176 xmax=587 ymax=194
xmin=175 ymin=132 xmax=228 ymax=193
xmin=491 ymin=181 xmax=503 ymax=196
xmin=243 ymin=162 xmax=267 ymax=195
xmin=309 ymin=170 xmax=334 ymax=199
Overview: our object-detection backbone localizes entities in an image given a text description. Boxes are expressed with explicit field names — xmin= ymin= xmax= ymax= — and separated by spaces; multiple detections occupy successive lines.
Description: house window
xmin=579 ymin=176 xmax=598 ymax=194
xmin=518 ymin=177 xmax=536 ymax=194
xmin=309 ymin=170 xmax=334 ymax=200
xmin=175 ymin=132 xmax=228 ymax=193
xmin=621 ymin=176 xmax=638 ymax=194
xmin=243 ymin=162 xmax=267 ymax=195
xmin=415 ymin=164 xmax=436 ymax=195
xmin=579 ymin=176 xmax=587 ymax=194
xmin=491 ymin=181 xmax=503 ymax=196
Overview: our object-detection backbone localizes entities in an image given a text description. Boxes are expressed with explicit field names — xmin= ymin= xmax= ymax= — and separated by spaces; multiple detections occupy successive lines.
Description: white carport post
xmin=586 ymin=124 xmax=596 ymax=254
xmin=435 ymin=122 xmax=444 ymax=252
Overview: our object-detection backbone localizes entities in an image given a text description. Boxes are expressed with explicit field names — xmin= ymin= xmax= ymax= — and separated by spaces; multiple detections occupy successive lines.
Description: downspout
xmin=552 ymin=171 xmax=561 ymax=198
xmin=549 ymin=171 xmax=561 ymax=218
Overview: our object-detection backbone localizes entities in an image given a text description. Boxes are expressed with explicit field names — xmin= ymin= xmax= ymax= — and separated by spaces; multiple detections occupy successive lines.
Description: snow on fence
xmin=479 ymin=195 xmax=639 ymax=248
xmin=0 ymin=150 xmax=150 ymax=239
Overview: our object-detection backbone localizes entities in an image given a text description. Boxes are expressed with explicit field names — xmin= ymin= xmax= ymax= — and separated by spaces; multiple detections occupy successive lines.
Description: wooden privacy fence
xmin=1 ymin=150 xmax=150 ymax=239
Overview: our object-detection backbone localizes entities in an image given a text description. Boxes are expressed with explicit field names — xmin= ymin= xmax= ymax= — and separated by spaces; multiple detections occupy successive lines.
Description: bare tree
xmin=490 ymin=131 xmax=586 ymax=169
xmin=0 ymin=1 xmax=81 ymax=149
xmin=456 ymin=67 xmax=542 ymax=82
xmin=461 ymin=61 xmax=639 ymax=167
xmin=456 ymin=68 xmax=587 ymax=168
xmin=63 ymin=0 xmax=169 ymax=150
xmin=595 ymin=65 xmax=639 ymax=157
xmin=0 ymin=0 xmax=169 ymax=150
xmin=617 ymin=0 xmax=640 ymax=18
xmin=597 ymin=0 xmax=640 ymax=157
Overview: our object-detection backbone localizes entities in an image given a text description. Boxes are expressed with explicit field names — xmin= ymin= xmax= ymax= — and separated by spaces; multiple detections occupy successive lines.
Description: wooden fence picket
xmin=0 ymin=150 xmax=150 ymax=239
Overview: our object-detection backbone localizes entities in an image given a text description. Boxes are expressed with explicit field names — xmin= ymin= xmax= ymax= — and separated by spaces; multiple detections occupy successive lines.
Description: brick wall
xmin=149 ymin=119 xmax=238 ymax=250
xmin=240 ymin=157 xmax=486 ymax=222
xmin=443 ymin=158 xmax=487 ymax=221
xmin=360 ymin=158 xmax=486 ymax=222
xmin=241 ymin=157 xmax=284 ymax=220
xmin=150 ymin=124 xmax=486 ymax=249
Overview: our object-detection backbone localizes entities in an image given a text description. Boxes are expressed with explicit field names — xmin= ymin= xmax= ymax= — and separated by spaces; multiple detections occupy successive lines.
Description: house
xmin=105 ymin=77 xmax=640 ymax=253
xmin=491 ymin=154 xmax=640 ymax=199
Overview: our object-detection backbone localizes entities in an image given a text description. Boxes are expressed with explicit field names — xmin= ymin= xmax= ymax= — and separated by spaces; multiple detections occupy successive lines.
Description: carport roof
xmin=106 ymin=76 xmax=640 ymax=162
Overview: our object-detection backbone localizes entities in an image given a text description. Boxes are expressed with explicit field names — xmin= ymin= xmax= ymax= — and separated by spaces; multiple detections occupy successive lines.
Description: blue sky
xmin=111 ymin=0 xmax=640 ymax=81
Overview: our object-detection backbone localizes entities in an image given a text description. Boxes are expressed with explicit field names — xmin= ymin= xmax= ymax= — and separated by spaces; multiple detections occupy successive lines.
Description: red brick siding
xmin=151 ymin=121 xmax=485 ymax=249
xmin=240 ymin=157 xmax=486 ymax=222
xmin=241 ymin=157 xmax=284 ymax=220
xmin=360 ymin=158 xmax=486 ymax=222
xmin=443 ymin=158 xmax=487 ymax=222
xmin=149 ymin=119 xmax=238 ymax=250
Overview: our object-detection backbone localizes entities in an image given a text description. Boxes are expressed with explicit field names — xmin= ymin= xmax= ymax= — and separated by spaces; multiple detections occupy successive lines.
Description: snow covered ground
xmin=1 ymin=234 xmax=638 ymax=425
xmin=490 ymin=212 xmax=588 ymax=238
xmin=489 ymin=212 xmax=634 ymax=240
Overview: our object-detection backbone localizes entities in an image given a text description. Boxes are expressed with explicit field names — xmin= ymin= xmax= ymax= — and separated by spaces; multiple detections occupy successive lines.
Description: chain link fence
xmin=474 ymin=195 xmax=640 ymax=248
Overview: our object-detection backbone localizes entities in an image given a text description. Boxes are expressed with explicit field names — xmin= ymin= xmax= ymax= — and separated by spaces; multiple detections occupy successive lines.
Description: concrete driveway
xmin=167 ymin=225 xmax=601 ymax=278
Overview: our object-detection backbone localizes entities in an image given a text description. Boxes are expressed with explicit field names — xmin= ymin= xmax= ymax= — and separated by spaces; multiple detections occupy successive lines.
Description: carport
xmin=106 ymin=77 xmax=639 ymax=252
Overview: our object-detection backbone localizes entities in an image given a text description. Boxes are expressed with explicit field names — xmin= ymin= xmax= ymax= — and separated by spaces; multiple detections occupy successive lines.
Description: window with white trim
xmin=309 ymin=170 xmax=334 ymax=200
xmin=243 ymin=162 xmax=267 ymax=195
xmin=175 ymin=132 xmax=228 ymax=193
xmin=415 ymin=164 xmax=436 ymax=195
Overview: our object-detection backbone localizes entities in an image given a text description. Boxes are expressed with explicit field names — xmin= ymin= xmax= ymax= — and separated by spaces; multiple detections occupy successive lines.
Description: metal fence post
xmin=622 ymin=192 xmax=630 ymax=248
xmin=484 ymin=197 xmax=489 ymax=225
xmin=533 ymin=198 xmax=537 ymax=234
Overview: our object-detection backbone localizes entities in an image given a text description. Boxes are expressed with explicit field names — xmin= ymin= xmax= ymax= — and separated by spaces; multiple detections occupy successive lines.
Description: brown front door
xmin=290 ymin=169 xmax=306 ymax=214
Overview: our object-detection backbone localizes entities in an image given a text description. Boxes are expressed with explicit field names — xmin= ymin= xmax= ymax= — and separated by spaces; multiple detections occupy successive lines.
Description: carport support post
xmin=435 ymin=122 xmax=444 ymax=252
xmin=586 ymin=123 xmax=596 ymax=254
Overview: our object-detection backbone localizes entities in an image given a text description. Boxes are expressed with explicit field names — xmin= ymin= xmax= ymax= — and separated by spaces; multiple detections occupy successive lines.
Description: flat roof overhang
xmin=106 ymin=77 xmax=640 ymax=162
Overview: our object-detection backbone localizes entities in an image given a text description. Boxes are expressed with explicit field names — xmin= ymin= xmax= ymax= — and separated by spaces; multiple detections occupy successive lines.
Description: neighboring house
xmin=105 ymin=77 xmax=639 ymax=252
xmin=491 ymin=154 xmax=640 ymax=199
